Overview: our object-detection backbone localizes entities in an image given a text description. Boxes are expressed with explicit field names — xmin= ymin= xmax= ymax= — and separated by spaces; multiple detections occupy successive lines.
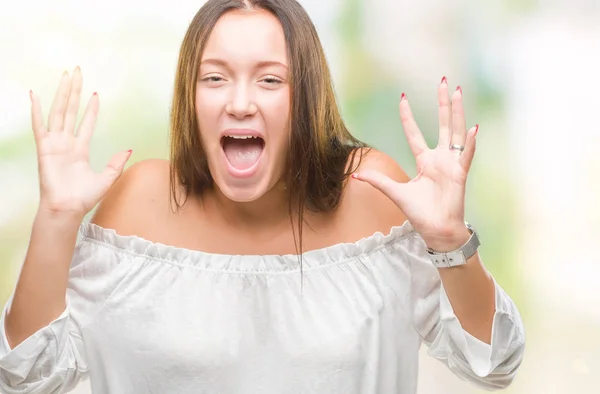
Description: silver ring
xmin=449 ymin=144 xmax=465 ymax=152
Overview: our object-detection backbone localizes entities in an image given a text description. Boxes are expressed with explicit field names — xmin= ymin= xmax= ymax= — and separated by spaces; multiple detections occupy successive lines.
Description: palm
xmin=356 ymin=79 xmax=478 ymax=244
xmin=31 ymin=68 xmax=131 ymax=216
xmin=38 ymin=149 xmax=105 ymax=214
xmin=399 ymin=148 xmax=467 ymax=235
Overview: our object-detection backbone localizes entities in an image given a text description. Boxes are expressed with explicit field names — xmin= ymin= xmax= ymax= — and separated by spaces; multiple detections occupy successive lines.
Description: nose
xmin=225 ymin=83 xmax=257 ymax=119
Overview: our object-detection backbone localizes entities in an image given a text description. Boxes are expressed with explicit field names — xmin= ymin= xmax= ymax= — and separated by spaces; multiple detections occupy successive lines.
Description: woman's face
xmin=196 ymin=9 xmax=291 ymax=202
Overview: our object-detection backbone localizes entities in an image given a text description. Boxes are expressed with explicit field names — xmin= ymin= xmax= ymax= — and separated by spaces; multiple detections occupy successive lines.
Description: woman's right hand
xmin=31 ymin=67 xmax=132 ymax=217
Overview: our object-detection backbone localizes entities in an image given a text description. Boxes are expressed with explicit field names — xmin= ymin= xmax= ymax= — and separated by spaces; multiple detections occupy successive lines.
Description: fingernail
xmin=456 ymin=85 xmax=462 ymax=94
xmin=127 ymin=149 xmax=133 ymax=154
xmin=441 ymin=76 xmax=447 ymax=84
xmin=93 ymin=92 xmax=97 ymax=96
xmin=75 ymin=65 xmax=80 ymax=72
xmin=351 ymin=173 xmax=359 ymax=179
xmin=401 ymin=93 xmax=406 ymax=101
xmin=474 ymin=124 xmax=479 ymax=136
xmin=29 ymin=90 xmax=33 ymax=100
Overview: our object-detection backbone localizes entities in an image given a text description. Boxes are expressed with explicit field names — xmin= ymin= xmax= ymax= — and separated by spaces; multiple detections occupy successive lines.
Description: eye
xmin=201 ymin=75 xmax=225 ymax=83
xmin=261 ymin=76 xmax=283 ymax=85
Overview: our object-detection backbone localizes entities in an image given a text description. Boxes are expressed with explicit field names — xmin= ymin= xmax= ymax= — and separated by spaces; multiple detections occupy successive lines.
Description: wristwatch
xmin=426 ymin=222 xmax=481 ymax=268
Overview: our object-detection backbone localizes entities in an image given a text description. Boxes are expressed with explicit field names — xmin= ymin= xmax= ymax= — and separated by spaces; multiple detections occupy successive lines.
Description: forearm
xmin=4 ymin=209 xmax=82 ymax=349
xmin=437 ymin=252 xmax=495 ymax=344
xmin=426 ymin=227 xmax=496 ymax=344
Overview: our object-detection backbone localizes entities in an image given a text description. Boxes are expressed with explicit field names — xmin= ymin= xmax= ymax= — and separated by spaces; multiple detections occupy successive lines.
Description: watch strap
xmin=426 ymin=223 xmax=481 ymax=268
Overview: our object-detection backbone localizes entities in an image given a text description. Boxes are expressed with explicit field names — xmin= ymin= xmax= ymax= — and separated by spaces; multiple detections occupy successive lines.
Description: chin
xmin=209 ymin=154 xmax=284 ymax=203
xmin=215 ymin=178 xmax=273 ymax=203
xmin=209 ymin=151 xmax=279 ymax=203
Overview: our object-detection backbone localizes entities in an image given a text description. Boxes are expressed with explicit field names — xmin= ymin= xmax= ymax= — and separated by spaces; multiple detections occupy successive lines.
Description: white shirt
xmin=0 ymin=220 xmax=524 ymax=393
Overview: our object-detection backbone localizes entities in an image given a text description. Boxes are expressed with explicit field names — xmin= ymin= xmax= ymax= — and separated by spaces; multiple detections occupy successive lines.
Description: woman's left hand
xmin=353 ymin=77 xmax=478 ymax=252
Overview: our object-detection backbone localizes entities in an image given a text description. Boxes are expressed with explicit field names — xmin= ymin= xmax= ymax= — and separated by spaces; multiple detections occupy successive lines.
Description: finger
xmin=450 ymin=86 xmax=467 ymax=148
xmin=100 ymin=149 xmax=133 ymax=192
xmin=63 ymin=66 xmax=83 ymax=135
xmin=30 ymin=90 xmax=46 ymax=140
xmin=437 ymin=76 xmax=452 ymax=148
xmin=76 ymin=92 xmax=99 ymax=148
xmin=352 ymin=170 xmax=405 ymax=207
xmin=48 ymin=71 xmax=72 ymax=132
xmin=459 ymin=124 xmax=478 ymax=170
xmin=399 ymin=93 xmax=428 ymax=157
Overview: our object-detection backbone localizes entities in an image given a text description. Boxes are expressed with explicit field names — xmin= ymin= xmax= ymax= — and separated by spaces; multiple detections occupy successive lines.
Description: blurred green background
xmin=1 ymin=0 xmax=599 ymax=393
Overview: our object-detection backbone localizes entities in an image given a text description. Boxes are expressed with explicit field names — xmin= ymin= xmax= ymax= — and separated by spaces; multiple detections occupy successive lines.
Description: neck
xmin=205 ymin=183 xmax=294 ymax=231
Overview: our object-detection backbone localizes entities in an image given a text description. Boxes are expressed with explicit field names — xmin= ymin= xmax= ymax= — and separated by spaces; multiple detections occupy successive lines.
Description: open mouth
xmin=220 ymin=135 xmax=265 ymax=174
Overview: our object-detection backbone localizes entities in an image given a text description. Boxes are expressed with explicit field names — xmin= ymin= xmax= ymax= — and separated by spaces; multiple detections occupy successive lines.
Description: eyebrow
xmin=200 ymin=58 xmax=288 ymax=70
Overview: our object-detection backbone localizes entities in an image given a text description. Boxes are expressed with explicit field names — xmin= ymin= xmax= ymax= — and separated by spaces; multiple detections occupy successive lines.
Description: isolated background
xmin=1 ymin=0 xmax=599 ymax=393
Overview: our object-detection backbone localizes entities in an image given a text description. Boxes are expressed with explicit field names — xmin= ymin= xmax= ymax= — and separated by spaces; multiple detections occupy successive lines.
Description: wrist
xmin=423 ymin=224 xmax=472 ymax=252
xmin=35 ymin=205 xmax=85 ymax=228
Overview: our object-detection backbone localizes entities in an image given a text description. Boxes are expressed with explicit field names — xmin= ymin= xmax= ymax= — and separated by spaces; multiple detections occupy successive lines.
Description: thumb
xmin=352 ymin=170 xmax=405 ymax=206
xmin=100 ymin=149 xmax=132 ymax=190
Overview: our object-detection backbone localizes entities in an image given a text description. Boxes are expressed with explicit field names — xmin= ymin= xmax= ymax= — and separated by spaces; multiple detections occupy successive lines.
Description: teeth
xmin=226 ymin=135 xmax=260 ymax=139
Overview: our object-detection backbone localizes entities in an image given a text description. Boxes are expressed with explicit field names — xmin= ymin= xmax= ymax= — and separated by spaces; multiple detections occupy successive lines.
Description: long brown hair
xmin=169 ymin=0 xmax=368 ymax=258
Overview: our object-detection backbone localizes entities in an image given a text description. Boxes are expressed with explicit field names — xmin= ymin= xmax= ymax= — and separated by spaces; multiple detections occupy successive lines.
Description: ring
xmin=449 ymin=144 xmax=465 ymax=152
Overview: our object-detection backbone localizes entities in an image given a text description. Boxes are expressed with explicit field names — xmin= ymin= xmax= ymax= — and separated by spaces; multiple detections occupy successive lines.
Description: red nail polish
xmin=441 ymin=76 xmax=447 ymax=84
xmin=93 ymin=92 xmax=97 ymax=96
xmin=456 ymin=85 xmax=462 ymax=94
xmin=127 ymin=149 xmax=133 ymax=154
xmin=351 ymin=173 xmax=358 ymax=179
xmin=474 ymin=124 xmax=479 ymax=136
xmin=401 ymin=93 xmax=406 ymax=100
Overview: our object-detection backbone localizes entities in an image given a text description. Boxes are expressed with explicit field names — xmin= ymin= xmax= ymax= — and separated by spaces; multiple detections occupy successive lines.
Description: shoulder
xmin=90 ymin=158 xmax=176 ymax=236
xmin=340 ymin=148 xmax=410 ymax=234
xmin=353 ymin=148 xmax=410 ymax=182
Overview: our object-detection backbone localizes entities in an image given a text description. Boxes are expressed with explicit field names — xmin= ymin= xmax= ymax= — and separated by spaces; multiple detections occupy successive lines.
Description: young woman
xmin=0 ymin=1 xmax=524 ymax=393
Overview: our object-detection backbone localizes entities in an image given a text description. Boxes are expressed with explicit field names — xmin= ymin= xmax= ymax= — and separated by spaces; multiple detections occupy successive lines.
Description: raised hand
xmin=353 ymin=77 xmax=478 ymax=251
xmin=31 ymin=67 xmax=132 ymax=217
